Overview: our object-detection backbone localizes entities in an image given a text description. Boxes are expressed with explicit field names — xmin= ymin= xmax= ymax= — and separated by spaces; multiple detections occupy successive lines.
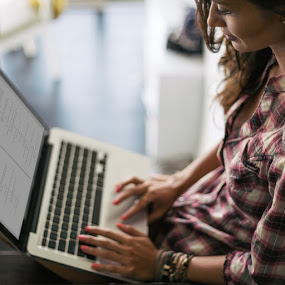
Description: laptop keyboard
xmin=40 ymin=141 xmax=107 ymax=260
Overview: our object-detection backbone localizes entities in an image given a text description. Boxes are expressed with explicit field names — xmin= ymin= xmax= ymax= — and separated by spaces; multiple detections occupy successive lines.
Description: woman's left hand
xmin=78 ymin=223 xmax=158 ymax=281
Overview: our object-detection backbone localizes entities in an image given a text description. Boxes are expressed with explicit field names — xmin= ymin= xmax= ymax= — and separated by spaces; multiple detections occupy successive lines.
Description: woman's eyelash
xmin=215 ymin=7 xmax=231 ymax=15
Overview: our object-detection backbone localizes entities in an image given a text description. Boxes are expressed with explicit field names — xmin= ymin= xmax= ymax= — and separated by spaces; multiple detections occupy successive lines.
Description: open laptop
xmin=0 ymin=70 xmax=151 ymax=282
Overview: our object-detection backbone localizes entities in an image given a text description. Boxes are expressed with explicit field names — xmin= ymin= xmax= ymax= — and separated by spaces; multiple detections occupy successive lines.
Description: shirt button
xmin=178 ymin=196 xmax=185 ymax=202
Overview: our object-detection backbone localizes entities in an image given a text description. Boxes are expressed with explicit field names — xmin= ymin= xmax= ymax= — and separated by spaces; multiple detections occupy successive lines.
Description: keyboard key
xmin=70 ymin=176 xmax=76 ymax=184
xmin=91 ymin=151 xmax=97 ymax=162
xmin=59 ymin=185 xmax=65 ymax=193
xmin=79 ymin=177 xmax=85 ymax=185
xmin=76 ymin=192 xmax=82 ymax=200
xmin=50 ymin=232 xmax=57 ymax=240
xmin=60 ymin=231 xmax=68 ymax=239
xmin=86 ymin=191 xmax=92 ymax=199
xmin=63 ymin=214 xmax=69 ymax=223
xmin=70 ymin=231 xmax=77 ymax=240
xmin=57 ymin=192 xmax=64 ymax=200
xmin=42 ymin=238 xmax=47 ymax=247
xmin=84 ymin=206 xmax=90 ymax=214
xmin=74 ymin=207 xmax=80 ymax=215
xmin=56 ymin=199 xmax=63 ymax=208
xmin=77 ymin=248 xmax=85 ymax=257
xmin=92 ymin=188 xmax=102 ymax=225
xmin=55 ymin=207 xmax=61 ymax=216
xmin=78 ymin=185 xmax=84 ymax=193
xmin=67 ymin=191 xmax=73 ymax=200
xmin=62 ymin=222 xmax=69 ymax=231
xmin=51 ymin=224 xmax=59 ymax=232
xmin=97 ymin=177 xmax=104 ymax=187
xmin=53 ymin=216 xmax=59 ymax=224
xmin=48 ymin=240 xmax=56 ymax=249
xmin=83 ymin=214 xmax=89 ymax=222
xmin=72 ymin=223 xmax=79 ymax=231
xmin=68 ymin=240 xmax=76 ymax=254
xmin=45 ymin=221 xmax=50 ymax=229
xmin=73 ymin=215 xmax=79 ymax=223
xmin=64 ymin=207 xmax=71 ymax=215
xmin=58 ymin=239 xmax=66 ymax=252
xmin=66 ymin=198 xmax=72 ymax=207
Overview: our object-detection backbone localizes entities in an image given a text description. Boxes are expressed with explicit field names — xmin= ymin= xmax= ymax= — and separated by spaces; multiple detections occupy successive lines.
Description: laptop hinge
xmin=27 ymin=142 xmax=53 ymax=236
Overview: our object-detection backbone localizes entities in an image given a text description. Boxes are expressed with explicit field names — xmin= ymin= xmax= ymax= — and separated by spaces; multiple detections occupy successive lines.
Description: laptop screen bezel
xmin=0 ymin=70 xmax=49 ymax=251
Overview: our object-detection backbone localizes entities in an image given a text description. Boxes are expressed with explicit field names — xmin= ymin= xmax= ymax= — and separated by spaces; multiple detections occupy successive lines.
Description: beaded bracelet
xmin=154 ymin=250 xmax=195 ymax=282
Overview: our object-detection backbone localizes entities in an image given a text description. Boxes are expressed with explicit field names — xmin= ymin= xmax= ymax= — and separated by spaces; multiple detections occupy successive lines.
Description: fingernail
xmin=113 ymin=199 xmax=119 ymax=205
xmin=121 ymin=214 xmax=127 ymax=221
xmin=80 ymin=245 xmax=88 ymax=251
xmin=117 ymin=223 xmax=125 ymax=227
xmin=92 ymin=263 xmax=99 ymax=269
xmin=115 ymin=185 xmax=121 ymax=193
xmin=78 ymin=235 xmax=86 ymax=241
xmin=85 ymin=226 xmax=91 ymax=231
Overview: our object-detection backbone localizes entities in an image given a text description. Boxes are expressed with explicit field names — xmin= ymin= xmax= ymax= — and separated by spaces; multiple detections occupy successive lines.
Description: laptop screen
xmin=0 ymin=75 xmax=45 ymax=239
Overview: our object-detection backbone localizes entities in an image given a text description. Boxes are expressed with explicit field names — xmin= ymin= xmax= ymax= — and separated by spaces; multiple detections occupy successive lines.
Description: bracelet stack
xmin=154 ymin=250 xmax=195 ymax=282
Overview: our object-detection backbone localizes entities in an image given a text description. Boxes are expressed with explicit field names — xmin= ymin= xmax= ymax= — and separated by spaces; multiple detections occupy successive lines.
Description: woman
xmin=79 ymin=0 xmax=285 ymax=284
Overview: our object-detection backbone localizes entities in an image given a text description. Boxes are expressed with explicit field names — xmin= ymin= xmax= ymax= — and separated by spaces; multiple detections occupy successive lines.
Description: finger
xmin=80 ymin=245 xmax=122 ymax=263
xmin=115 ymin=176 xmax=144 ymax=193
xmin=116 ymin=223 xmax=146 ymax=237
xmin=78 ymin=235 xmax=125 ymax=253
xmin=121 ymin=194 xmax=151 ymax=221
xmin=85 ymin=226 xmax=126 ymax=244
xmin=113 ymin=182 xmax=149 ymax=205
xmin=151 ymin=174 xmax=169 ymax=181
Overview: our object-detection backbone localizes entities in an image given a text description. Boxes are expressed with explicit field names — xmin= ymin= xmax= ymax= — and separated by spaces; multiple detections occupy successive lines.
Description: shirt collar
xmin=265 ymin=74 xmax=285 ymax=93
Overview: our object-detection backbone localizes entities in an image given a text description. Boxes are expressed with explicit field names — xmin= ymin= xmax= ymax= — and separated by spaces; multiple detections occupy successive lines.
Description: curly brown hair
xmin=195 ymin=0 xmax=285 ymax=113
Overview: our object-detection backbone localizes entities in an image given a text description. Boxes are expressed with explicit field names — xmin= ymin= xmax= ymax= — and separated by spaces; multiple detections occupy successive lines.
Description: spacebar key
xmin=92 ymin=187 xmax=102 ymax=225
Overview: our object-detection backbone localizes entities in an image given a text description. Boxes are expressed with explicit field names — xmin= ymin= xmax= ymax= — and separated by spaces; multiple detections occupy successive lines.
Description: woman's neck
xmin=271 ymin=45 xmax=285 ymax=75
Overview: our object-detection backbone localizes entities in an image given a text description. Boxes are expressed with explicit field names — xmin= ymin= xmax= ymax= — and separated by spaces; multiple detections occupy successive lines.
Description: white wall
xmin=197 ymin=47 xmax=225 ymax=157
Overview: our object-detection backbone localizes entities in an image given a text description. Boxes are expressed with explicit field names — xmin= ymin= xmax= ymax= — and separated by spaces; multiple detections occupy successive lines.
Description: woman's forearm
xmin=175 ymin=141 xmax=222 ymax=196
xmin=187 ymin=255 xmax=226 ymax=285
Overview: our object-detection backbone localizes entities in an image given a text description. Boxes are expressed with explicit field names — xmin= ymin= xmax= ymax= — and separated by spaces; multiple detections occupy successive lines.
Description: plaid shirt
xmin=153 ymin=60 xmax=285 ymax=284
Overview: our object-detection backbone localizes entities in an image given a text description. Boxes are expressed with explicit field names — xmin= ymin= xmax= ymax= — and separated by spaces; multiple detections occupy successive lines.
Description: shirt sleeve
xmin=223 ymin=153 xmax=285 ymax=285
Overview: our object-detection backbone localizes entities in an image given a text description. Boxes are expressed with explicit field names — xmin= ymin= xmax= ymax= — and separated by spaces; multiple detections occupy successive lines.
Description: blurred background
xmin=0 ymin=0 xmax=225 ymax=174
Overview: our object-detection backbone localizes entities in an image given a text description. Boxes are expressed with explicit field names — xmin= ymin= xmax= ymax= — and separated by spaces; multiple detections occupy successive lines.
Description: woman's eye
xmin=215 ymin=7 xmax=231 ymax=15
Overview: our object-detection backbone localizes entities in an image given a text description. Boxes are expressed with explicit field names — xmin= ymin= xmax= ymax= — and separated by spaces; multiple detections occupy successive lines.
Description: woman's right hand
xmin=113 ymin=173 xmax=185 ymax=224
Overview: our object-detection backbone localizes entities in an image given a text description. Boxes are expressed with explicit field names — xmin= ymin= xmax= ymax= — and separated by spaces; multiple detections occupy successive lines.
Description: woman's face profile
xmin=207 ymin=0 xmax=285 ymax=53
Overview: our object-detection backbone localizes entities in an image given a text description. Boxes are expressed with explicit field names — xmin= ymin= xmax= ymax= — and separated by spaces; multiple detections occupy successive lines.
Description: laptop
xmin=0 ymin=70 xmax=151 ymax=283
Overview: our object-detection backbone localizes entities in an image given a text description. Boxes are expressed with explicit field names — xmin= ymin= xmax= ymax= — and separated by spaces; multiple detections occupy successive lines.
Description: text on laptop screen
xmin=0 ymin=76 xmax=45 ymax=239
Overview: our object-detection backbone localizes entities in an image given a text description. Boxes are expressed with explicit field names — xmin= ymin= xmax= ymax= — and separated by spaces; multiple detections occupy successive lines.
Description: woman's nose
xmin=207 ymin=3 xmax=226 ymax=28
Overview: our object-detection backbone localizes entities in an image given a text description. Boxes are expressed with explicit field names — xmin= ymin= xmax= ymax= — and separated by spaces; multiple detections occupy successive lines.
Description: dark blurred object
xmin=167 ymin=7 xmax=203 ymax=55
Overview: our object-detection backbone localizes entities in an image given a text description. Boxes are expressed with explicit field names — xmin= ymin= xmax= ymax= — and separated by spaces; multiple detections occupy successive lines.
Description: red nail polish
xmin=80 ymin=245 xmax=88 ymax=251
xmin=117 ymin=223 xmax=125 ymax=227
xmin=85 ymin=226 xmax=91 ymax=231
xmin=115 ymin=185 xmax=121 ymax=193
xmin=113 ymin=199 xmax=119 ymax=205
xmin=121 ymin=214 xmax=127 ymax=221
xmin=92 ymin=263 xmax=99 ymax=269
xmin=78 ymin=235 xmax=85 ymax=241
